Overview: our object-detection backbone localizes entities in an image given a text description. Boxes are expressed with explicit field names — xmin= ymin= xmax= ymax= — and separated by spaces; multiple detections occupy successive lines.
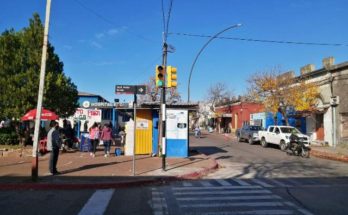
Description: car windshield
xmin=280 ymin=127 xmax=301 ymax=134
xmin=249 ymin=126 xmax=262 ymax=131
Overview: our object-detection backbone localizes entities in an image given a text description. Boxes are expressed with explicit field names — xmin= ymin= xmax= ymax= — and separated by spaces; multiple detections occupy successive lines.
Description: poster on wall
xmin=73 ymin=108 xmax=102 ymax=122
xmin=166 ymin=109 xmax=188 ymax=140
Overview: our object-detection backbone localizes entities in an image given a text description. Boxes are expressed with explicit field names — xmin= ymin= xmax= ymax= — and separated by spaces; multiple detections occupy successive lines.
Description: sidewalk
xmin=0 ymin=146 xmax=218 ymax=190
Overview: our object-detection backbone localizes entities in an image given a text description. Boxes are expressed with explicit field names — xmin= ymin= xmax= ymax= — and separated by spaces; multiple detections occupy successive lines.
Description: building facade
xmin=214 ymin=101 xmax=264 ymax=133
xmin=300 ymin=58 xmax=348 ymax=146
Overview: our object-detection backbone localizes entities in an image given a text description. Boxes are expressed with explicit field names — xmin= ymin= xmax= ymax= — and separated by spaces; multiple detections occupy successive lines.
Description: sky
xmin=0 ymin=0 xmax=347 ymax=103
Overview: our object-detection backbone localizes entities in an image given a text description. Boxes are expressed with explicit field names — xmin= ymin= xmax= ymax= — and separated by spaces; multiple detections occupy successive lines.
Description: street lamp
xmin=187 ymin=24 xmax=242 ymax=102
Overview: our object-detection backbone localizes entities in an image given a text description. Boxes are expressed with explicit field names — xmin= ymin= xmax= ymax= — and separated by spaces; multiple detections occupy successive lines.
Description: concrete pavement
xmin=0 ymin=145 xmax=218 ymax=190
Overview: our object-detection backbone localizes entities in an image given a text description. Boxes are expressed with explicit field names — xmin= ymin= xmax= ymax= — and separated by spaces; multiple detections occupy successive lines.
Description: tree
xmin=206 ymin=82 xmax=233 ymax=112
xmin=247 ymin=67 xmax=319 ymax=125
xmin=0 ymin=13 xmax=78 ymax=120
xmin=138 ymin=75 xmax=181 ymax=104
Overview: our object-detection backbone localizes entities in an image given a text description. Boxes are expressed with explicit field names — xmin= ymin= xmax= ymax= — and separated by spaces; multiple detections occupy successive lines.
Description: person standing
xmin=47 ymin=121 xmax=62 ymax=175
xmin=89 ymin=122 xmax=99 ymax=157
xmin=101 ymin=123 xmax=112 ymax=157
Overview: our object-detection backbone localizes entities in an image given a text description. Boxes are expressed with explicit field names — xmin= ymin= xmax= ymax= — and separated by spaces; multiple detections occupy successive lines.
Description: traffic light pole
xmin=160 ymin=43 xmax=168 ymax=171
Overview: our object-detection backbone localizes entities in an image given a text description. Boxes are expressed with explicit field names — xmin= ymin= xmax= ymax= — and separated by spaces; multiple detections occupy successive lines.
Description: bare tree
xmin=206 ymin=82 xmax=233 ymax=111
xmin=138 ymin=76 xmax=182 ymax=104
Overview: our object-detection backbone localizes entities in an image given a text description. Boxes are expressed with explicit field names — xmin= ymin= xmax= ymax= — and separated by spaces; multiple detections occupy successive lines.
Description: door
xmin=272 ymin=127 xmax=281 ymax=144
xmin=316 ymin=114 xmax=324 ymax=141
xmin=135 ymin=109 xmax=152 ymax=154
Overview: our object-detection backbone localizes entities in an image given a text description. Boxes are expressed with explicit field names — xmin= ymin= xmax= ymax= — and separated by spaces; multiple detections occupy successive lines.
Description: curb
xmin=311 ymin=149 xmax=348 ymax=163
xmin=0 ymin=158 xmax=219 ymax=190
xmin=178 ymin=158 xmax=219 ymax=180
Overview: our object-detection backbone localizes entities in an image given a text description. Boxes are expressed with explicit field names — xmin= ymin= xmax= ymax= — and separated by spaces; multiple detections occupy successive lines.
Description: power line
xmin=161 ymin=0 xmax=174 ymax=42
xmin=73 ymin=0 xmax=155 ymax=43
xmin=169 ymin=32 xmax=348 ymax=47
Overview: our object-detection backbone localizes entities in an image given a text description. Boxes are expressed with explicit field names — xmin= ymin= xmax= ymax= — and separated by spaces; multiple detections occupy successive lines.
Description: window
xmin=269 ymin=127 xmax=274 ymax=132
xmin=341 ymin=114 xmax=348 ymax=139
xmin=274 ymin=127 xmax=280 ymax=133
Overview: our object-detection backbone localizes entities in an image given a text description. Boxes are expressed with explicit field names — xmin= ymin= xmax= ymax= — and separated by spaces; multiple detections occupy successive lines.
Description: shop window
xmin=341 ymin=114 xmax=348 ymax=139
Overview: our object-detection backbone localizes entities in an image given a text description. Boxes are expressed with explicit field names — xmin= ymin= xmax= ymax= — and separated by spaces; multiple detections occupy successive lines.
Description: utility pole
xmin=32 ymin=0 xmax=52 ymax=181
xmin=159 ymin=42 xmax=168 ymax=170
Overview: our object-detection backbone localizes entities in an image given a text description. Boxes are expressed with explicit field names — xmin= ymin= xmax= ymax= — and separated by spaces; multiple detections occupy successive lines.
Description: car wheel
xmin=248 ymin=137 xmax=253 ymax=145
xmin=261 ymin=137 xmax=268 ymax=148
xmin=280 ymin=140 xmax=287 ymax=151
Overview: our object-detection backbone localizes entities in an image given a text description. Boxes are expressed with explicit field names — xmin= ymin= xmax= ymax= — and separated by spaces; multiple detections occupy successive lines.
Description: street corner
xmin=177 ymin=158 xmax=219 ymax=180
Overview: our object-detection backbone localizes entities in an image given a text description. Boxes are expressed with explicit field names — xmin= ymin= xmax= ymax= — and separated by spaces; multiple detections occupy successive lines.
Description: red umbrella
xmin=21 ymin=108 xmax=59 ymax=121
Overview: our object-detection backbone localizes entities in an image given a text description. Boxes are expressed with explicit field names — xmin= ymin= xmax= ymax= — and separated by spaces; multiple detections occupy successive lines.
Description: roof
xmin=78 ymin=91 xmax=109 ymax=103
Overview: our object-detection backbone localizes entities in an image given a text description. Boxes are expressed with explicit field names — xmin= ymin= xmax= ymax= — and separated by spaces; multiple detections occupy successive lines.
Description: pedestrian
xmin=118 ymin=127 xmax=126 ymax=146
xmin=47 ymin=121 xmax=62 ymax=175
xmin=89 ymin=122 xmax=99 ymax=157
xmin=101 ymin=123 xmax=112 ymax=157
xmin=194 ymin=125 xmax=201 ymax=138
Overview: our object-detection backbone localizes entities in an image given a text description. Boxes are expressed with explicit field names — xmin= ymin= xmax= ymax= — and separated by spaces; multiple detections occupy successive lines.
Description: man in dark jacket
xmin=47 ymin=121 xmax=62 ymax=175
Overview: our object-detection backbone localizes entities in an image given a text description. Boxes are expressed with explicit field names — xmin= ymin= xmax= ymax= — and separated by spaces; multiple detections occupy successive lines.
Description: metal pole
xmin=32 ymin=0 xmax=52 ymax=181
xmin=161 ymin=43 xmax=168 ymax=171
xmin=187 ymin=24 xmax=242 ymax=102
xmin=333 ymin=105 xmax=337 ymax=148
xmin=132 ymin=90 xmax=137 ymax=176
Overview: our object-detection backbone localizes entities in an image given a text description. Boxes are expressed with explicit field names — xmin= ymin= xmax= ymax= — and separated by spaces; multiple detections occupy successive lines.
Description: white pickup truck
xmin=258 ymin=126 xmax=310 ymax=151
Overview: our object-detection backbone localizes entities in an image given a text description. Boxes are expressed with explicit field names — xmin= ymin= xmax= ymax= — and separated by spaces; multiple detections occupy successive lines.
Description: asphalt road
xmin=1 ymin=132 xmax=348 ymax=215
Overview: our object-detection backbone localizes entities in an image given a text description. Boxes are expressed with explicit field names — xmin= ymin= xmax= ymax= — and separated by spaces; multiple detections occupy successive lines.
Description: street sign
xmin=115 ymin=85 xmax=135 ymax=94
xmin=136 ymin=85 xmax=146 ymax=95
xmin=115 ymin=85 xmax=147 ymax=95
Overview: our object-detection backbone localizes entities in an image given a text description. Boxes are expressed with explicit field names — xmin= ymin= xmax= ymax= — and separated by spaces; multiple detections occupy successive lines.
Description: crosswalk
xmin=151 ymin=179 xmax=315 ymax=215
xmin=177 ymin=177 xmax=348 ymax=188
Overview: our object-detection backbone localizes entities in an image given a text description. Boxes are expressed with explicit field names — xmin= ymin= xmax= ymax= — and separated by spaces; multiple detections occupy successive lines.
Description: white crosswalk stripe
xmin=161 ymin=180 xmax=313 ymax=215
xmin=251 ymin=178 xmax=274 ymax=188
xmin=200 ymin=181 xmax=214 ymax=187
xmin=182 ymin=181 xmax=193 ymax=187
xmin=215 ymin=179 xmax=232 ymax=186
xmin=232 ymin=178 xmax=251 ymax=186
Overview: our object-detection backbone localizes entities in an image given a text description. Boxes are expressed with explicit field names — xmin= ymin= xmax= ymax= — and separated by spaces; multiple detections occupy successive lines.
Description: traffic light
xmin=167 ymin=65 xmax=177 ymax=88
xmin=156 ymin=65 xmax=164 ymax=87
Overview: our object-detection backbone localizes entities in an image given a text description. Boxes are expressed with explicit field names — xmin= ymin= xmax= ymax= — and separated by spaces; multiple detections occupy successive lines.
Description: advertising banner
xmin=166 ymin=109 xmax=188 ymax=140
xmin=73 ymin=108 xmax=102 ymax=122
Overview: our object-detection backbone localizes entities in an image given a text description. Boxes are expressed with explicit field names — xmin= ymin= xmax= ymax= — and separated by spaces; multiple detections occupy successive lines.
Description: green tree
xmin=0 ymin=13 xmax=78 ymax=120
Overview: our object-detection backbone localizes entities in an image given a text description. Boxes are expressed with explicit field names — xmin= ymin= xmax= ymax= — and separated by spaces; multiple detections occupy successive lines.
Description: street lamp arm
xmin=187 ymin=23 xmax=242 ymax=102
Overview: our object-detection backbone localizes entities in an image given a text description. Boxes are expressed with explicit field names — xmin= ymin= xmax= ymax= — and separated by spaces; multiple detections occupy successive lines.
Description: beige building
xmin=300 ymin=57 xmax=348 ymax=146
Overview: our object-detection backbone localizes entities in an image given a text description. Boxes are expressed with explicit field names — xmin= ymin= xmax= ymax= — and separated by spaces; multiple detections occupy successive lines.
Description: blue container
xmin=115 ymin=148 xmax=122 ymax=156
xmin=79 ymin=134 xmax=91 ymax=152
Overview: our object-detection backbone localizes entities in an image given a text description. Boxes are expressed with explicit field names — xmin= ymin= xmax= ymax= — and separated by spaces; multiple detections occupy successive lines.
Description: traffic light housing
xmin=156 ymin=65 xmax=164 ymax=87
xmin=167 ymin=65 xmax=177 ymax=88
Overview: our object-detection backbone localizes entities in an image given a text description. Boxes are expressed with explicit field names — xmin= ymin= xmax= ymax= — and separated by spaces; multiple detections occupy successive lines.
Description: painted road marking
xmin=200 ymin=181 xmax=214 ymax=187
xmin=215 ymin=179 xmax=232 ymax=186
xmin=174 ymin=190 xmax=271 ymax=195
xmin=251 ymin=178 xmax=274 ymax=188
xmin=172 ymin=185 xmax=261 ymax=190
xmin=184 ymin=210 xmax=295 ymax=215
xmin=176 ymin=194 xmax=281 ymax=201
xmin=77 ymin=189 xmax=114 ymax=215
xmin=182 ymin=181 xmax=193 ymax=187
xmin=180 ymin=201 xmax=286 ymax=208
xmin=232 ymin=178 xmax=251 ymax=186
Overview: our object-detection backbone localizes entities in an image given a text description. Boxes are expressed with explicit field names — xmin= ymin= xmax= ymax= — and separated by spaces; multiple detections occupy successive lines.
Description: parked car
xmin=236 ymin=125 xmax=263 ymax=144
xmin=258 ymin=125 xmax=310 ymax=150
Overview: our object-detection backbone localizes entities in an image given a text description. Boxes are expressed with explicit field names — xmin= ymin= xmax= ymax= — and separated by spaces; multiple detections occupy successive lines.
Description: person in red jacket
xmin=101 ymin=123 xmax=113 ymax=157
